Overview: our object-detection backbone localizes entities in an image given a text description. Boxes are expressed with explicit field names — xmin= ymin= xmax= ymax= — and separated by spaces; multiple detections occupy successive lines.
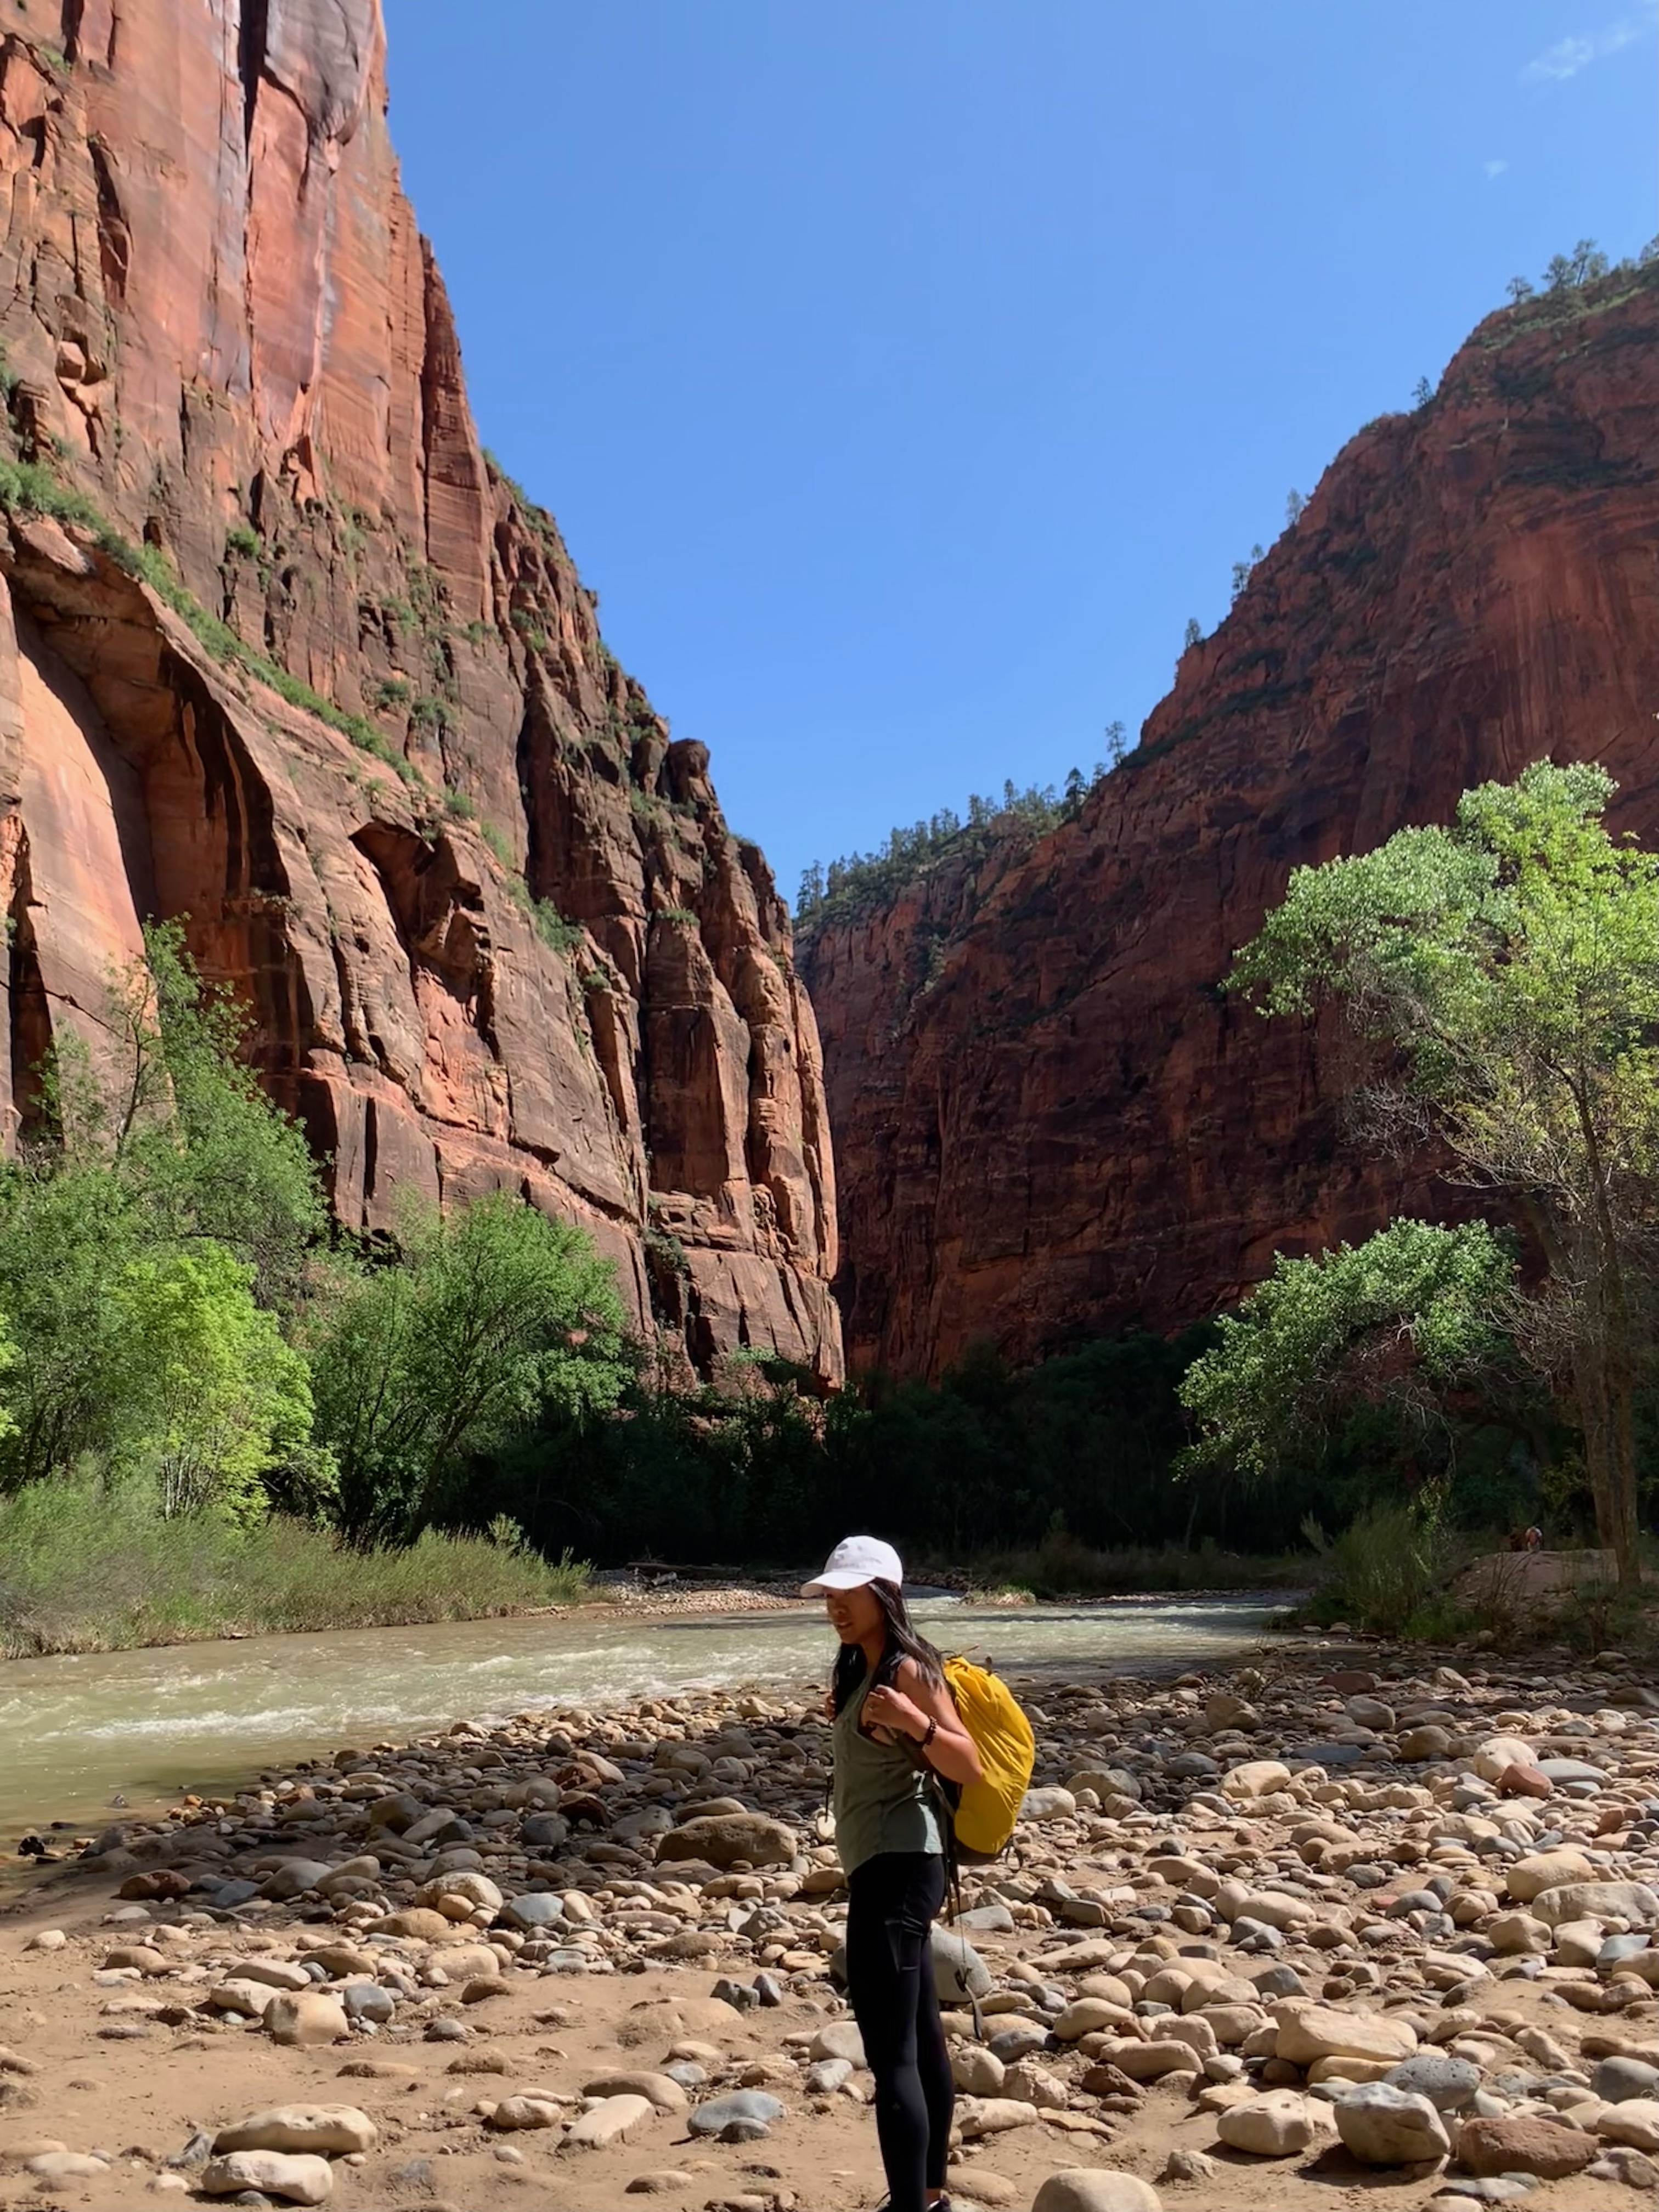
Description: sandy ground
xmin=0 ymin=1644 xmax=1654 ymax=2212
xmin=0 ymin=1869 xmax=1645 ymax=2212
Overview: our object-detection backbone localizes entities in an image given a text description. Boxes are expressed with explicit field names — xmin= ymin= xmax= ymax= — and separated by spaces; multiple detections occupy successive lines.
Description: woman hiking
xmin=804 ymin=1536 xmax=984 ymax=2212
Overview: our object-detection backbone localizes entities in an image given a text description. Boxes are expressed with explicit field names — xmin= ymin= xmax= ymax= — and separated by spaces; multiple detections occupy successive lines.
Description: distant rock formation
xmin=800 ymin=268 xmax=1658 ymax=1378
xmin=0 ymin=1 xmax=840 ymax=1381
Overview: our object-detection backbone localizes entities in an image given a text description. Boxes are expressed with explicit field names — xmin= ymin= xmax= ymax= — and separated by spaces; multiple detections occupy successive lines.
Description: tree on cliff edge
xmin=1228 ymin=761 xmax=1658 ymax=1587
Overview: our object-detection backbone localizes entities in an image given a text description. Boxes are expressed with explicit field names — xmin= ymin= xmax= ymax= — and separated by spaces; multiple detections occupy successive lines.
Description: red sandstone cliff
xmin=800 ymin=269 xmax=1659 ymax=1379
xmin=0 ymin=2 xmax=840 ymax=1380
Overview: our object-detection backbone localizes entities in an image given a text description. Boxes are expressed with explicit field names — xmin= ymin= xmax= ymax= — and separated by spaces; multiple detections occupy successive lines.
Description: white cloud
xmin=1483 ymin=158 xmax=1509 ymax=179
xmin=1522 ymin=4 xmax=1658 ymax=83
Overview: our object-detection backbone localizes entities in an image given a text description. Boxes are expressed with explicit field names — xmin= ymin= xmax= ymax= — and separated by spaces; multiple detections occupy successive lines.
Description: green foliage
xmin=1178 ymin=1220 xmax=1519 ymax=1485
xmin=105 ymin=1245 xmax=317 ymax=1522
xmin=374 ymin=676 xmax=412 ymax=709
xmin=442 ymin=786 xmax=476 ymax=820
xmin=224 ymin=523 xmax=261 ymax=561
xmin=309 ymin=1193 xmax=631 ymax=1546
xmin=0 ymin=1477 xmax=585 ymax=1658
xmin=1305 ymin=1497 xmax=1465 ymax=1637
xmin=0 ymin=929 xmax=329 ymax=1502
xmin=796 ymin=775 xmax=1108 ymax=928
xmin=0 ymin=458 xmax=421 ymax=785
xmin=532 ymin=901 xmax=584 ymax=953
xmin=1231 ymin=761 xmax=1659 ymax=1581
xmin=478 ymin=819 xmax=516 ymax=870
xmin=654 ymin=905 xmax=698 ymax=926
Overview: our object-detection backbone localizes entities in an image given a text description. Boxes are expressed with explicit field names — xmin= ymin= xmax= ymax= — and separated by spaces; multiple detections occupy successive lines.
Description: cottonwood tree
xmin=310 ymin=1192 xmax=630 ymax=1545
xmin=1228 ymin=761 xmax=1658 ymax=1585
xmin=1177 ymin=1218 xmax=1521 ymax=1486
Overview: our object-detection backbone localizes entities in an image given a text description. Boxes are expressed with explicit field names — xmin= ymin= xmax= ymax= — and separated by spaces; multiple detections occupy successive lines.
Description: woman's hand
xmin=862 ymin=1683 xmax=926 ymax=1740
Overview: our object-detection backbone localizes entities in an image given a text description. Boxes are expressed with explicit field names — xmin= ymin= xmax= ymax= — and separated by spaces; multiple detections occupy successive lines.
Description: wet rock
xmin=1335 ymin=2082 xmax=1451 ymax=2164
xmin=200 ymin=2149 xmax=333 ymax=2203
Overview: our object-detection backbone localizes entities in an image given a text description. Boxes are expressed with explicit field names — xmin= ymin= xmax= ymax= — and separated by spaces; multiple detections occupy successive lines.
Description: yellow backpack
xmin=940 ymin=1655 xmax=1035 ymax=1862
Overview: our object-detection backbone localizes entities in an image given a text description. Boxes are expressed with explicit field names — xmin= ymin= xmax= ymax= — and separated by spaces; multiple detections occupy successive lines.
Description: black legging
xmin=845 ymin=1851 xmax=953 ymax=2212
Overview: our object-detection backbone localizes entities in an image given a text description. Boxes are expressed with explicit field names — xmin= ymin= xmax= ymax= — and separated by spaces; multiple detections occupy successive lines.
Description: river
xmin=0 ymin=1595 xmax=1282 ymax=1849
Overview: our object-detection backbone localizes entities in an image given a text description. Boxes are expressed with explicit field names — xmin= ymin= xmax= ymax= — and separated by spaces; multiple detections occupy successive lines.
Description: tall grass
xmin=922 ymin=1531 xmax=1312 ymax=1600
xmin=0 ymin=1479 xmax=589 ymax=1658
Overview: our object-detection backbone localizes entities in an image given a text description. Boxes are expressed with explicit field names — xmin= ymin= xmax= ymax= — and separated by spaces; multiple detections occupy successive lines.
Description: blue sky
xmin=383 ymin=2 xmax=1656 ymax=909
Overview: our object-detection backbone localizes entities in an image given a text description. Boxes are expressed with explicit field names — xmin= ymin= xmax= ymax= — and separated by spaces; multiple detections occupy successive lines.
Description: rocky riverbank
xmin=2 ymin=1646 xmax=1656 ymax=2212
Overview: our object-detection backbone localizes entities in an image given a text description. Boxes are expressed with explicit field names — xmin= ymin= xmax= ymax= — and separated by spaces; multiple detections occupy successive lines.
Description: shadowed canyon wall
xmin=800 ymin=270 xmax=1659 ymax=1380
xmin=0 ymin=2 xmax=840 ymax=1380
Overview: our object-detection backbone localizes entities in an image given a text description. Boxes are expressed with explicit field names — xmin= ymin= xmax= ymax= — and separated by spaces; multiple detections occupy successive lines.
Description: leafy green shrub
xmin=479 ymin=820 xmax=515 ymax=870
xmin=442 ymin=786 xmax=476 ymax=820
xmin=224 ymin=523 xmax=261 ymax=561
xmin=308 ymin=1193 xmax=630 ymax=1546
xmin=533 ymin=901 xmax=583 ymax=953
xmin=1310 ymin=1499 xmax=1463 ymax=1635
xmin=0 ymin=1478 xmax=588 ymax=1657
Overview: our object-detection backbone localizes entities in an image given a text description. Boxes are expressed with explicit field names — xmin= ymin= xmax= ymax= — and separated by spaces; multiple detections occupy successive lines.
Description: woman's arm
xmin=863 ymin=1660 xmax=984 ymax=1786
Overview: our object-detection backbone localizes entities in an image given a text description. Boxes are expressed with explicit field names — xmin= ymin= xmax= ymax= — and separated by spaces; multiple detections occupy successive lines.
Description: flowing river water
xmin=0 ymin=1595 xmax=1284 ymax=1852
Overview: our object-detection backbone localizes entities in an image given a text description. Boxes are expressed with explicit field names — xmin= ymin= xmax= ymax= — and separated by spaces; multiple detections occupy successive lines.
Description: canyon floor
xmin=1 ymin=1644 xmax=1655 ymax=2212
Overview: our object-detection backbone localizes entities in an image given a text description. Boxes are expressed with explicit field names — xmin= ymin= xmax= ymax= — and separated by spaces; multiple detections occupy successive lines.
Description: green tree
xmin=108 ymin=924 xmax=328 ymax=1311
xmin=1177 ymin=1220 xmax=1518 ymax=1486
xmin=0 ymin=1160 xmax=145 ymax=1488
xmin=1229 ymin=761 xmax=1659 ymax=1583
xmin=109 ymin=1246 xmax=317 ymax=1521
xmin=310 ymin=1192 xmax=631 ymax=1544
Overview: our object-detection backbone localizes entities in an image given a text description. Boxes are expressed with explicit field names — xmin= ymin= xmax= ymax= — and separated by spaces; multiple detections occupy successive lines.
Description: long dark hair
xmin=832 ymin=1579 xmax=945 ymax=1713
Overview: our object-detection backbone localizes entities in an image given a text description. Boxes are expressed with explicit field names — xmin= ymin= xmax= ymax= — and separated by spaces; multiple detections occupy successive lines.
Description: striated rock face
xmin=800 ymin=271 xmax=1659 ymax=1379
xmin=0 ymin=3 xmax=839 ymax=1379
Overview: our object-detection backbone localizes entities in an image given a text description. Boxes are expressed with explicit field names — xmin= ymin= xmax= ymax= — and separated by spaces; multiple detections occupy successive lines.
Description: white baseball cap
xmin=801 ymin=1534 xmax=904 ymax=1595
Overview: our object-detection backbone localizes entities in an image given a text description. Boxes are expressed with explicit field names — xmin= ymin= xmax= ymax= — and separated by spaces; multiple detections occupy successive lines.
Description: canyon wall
xmin=0 ymin=2 xmax=840 ymax=1380
xmin=800 ymin=269 xmax=1659 ymax=1379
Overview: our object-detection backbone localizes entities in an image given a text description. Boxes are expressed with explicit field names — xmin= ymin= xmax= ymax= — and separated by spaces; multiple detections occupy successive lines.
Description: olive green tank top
xmin=831 ymin=1663 xmax=944 ymax=1877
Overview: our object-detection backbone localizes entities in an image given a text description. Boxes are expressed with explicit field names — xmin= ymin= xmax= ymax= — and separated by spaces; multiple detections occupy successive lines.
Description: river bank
xmin=1 ymin=1644 xmax=1655 ymax=2212
xmin=0 ymin=1596 xmax=1285 ymax=1853
xmin=0 ymin=1481 xmax=1312 ymax=1661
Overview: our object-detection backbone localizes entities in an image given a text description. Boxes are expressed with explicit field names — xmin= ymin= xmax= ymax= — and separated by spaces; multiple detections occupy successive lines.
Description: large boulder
xmin=212 ymin=2108 xmax=376 ymax=2156
xmin=654 ymin=1814 xmax=796 ymax=1870
xmin=1334 ymin=2083 xmax=1450 ymax=2165
xmin=200 ymin=2151 xmax=332 ymax=2204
